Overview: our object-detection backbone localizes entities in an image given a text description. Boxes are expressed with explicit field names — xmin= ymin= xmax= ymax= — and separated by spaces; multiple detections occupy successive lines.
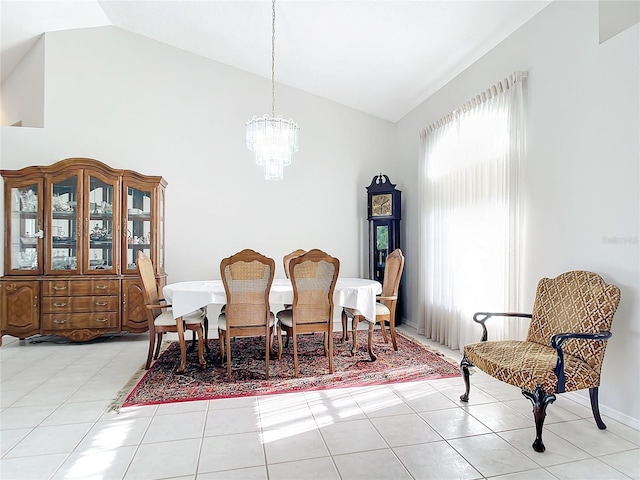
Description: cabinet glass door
xmin=124 ymin=186 xmax=152 ymax=272
xmin=49 ymin=174 xmax=80 ymax=273
xmin=86 ymin=174 xmax=118 ymax=274
xmin=7 ymin=181 xmax=43 ymax=273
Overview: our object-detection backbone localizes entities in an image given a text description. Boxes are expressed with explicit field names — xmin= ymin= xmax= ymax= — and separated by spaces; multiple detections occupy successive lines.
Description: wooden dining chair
xmin=341 ymin=248 xmax=404 ymax=361
xmin=280 ymin=249 xmax=307 ymax=347
xmin=136 ymin=251 xmax=206 ymax=373
xmin=218 ymin=249 xmax=276 ymax=380
xmin=276 ymin=249 xmax=340 ymax=377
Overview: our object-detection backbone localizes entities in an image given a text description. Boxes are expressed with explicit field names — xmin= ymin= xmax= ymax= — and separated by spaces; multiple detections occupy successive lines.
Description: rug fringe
xmin=107 ymin=340 xmax=172 ymax=412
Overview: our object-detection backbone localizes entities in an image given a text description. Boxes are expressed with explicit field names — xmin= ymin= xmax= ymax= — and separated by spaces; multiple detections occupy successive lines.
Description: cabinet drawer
xmin=43 ymin=312 xmax=118 ymax=330
xmin=41 ymin=296 xmax=118 ymax=314
xmin=43 ymin=280 xmax=120 ymax=296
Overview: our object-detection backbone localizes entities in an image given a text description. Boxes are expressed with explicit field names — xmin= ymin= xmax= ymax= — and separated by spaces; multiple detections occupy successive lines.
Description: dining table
xmin=163 ymin=277 xmax=383 ymax=323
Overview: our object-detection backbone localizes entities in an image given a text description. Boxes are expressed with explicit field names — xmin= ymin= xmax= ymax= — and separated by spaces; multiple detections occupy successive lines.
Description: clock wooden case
xmin=1 ymin=158 xmax=167 ymax=343
xmin=366 ymin=174 xmax=401 ymax=284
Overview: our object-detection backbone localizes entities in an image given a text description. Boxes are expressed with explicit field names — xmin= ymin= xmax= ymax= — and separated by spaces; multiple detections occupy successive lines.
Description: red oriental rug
xmin=117 ymin=331 xmax=460 ymax=408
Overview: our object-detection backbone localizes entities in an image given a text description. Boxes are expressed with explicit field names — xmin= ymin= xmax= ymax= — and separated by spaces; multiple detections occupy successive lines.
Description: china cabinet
xmin=1 ymin=158 xmax=167 ymax=342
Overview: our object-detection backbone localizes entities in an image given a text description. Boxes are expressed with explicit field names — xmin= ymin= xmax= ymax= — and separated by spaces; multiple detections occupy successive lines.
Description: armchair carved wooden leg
xmin=459 ymin=355 xmax=473 ymax=402
xmin=521 ymin=386 xmax=556 ymax=453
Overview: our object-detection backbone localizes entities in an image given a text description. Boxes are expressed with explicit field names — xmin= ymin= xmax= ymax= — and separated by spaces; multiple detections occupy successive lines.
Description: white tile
xmin=142 ymin=410 xmax=206 ymax=443
xmin=5 ymin=422 xmax=93 ymax=458
xmin=40 ymin=400 xmax=110 ymax=426
xmin=465 ymin=402 xmax=533 ymax=432
xmin=0 ymin=405 xmax=57 ymax=429
xmin=419 ymin=407 xmax=491 ymax=439
xmin=599 ymin=448 xmax=640 ymax=479
xmin=490 ymin=468 xmax=559 ymax=479
xmin=319 ymin=419 xmax=387 ymax=455
xmin=124 ymin=438 xmax=201 ymax=479
xmin=546 ymin=457 xmax=632 ymax=479
xmin=198 ymin=432 xmax=265 ymax=473
xmin=305 ymin=390 xmax=367 ymax=424
xmin=547 ymin=419 xmax=638 ymax=456
xmin=370 ymin=413 xmax=441 ymax=446
xmin=267 ymin=456 xmax=339 ymax=480
xmin=51 ymin=445 xmax=137 ymax=479
xmin=497 ymin=427 xmax=590 ymax=466
xmin=0 ymin=427 xmax=31 ymax=456
xmin=75 ymin=415 xmax=153 ymax=451
xmin=0 ymin=453 xmax=67 ymax=479
xmin=393 ymin=441 xmax=482 ymax=479
xmin=404 ymin=389 xmax=460 ymax=412
xmin=333 ymin=448 xmax=413 ymax=479
xmin=155 ymin=399 xmax=208 ymax=415
xmin=263 ymin=427 xmax=329 ymax=464
xmin=204 ymin=406 xmax=261 ymax=436
xmin=198 ymin=466 xmax=268 ymax=479
xmin=448 ymin=433 xmax=539 ymax=477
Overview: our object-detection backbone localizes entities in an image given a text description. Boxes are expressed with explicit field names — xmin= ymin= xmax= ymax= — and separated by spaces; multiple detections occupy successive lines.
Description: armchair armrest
xmin=472 ymin=312 xmax=532 ymax=341
xmin=550 ymin=330 xmax=612 ymax=393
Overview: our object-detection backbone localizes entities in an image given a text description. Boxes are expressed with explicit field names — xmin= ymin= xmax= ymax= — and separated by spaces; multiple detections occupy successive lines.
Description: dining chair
xmin=218 ymin=248 xmax=276 ymax=380
xmin=276 ymin=249 xmax=340 ymax=377
xmin=341 ymin=248 xmax=404 ymax=361
xmin=136 ymin=251 xmax=207 ymax=373
xmin=280 ymin=249 xmax=307 ymax=347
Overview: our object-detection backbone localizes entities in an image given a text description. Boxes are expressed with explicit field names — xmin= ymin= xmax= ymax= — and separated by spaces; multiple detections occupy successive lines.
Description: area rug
xmin=117 ymin=331 xmax=460 ymax=408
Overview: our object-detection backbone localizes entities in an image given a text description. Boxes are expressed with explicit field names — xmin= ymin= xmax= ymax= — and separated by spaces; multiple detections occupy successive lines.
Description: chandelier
xmin=246 ymin=0 xmax=299 ymax=181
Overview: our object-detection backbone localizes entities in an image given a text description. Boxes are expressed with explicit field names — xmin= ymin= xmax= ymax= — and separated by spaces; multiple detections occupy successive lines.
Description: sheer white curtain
xmin=418 ymin=71 xmax=527 ymax=351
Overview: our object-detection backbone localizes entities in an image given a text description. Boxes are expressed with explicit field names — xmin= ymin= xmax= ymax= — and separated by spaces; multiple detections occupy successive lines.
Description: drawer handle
xmin=95 ymin=285 xmax=108 ymax=290
xmin=53 ymin=319 xmax=66 ymax=324
xmin=53 ymin=302 xmax=67 ymax=307
xmin=94 ymin=302 xmax=108 ymax=306
xmin=95 ymin=318 xmax=108 ymax=323
xmin=52 ymin=285 xmax=67 ymax=291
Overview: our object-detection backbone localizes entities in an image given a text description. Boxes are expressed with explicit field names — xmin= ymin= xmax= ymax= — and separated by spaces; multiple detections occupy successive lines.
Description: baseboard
xmin=565 ymin=391 xmax=640 ymax=431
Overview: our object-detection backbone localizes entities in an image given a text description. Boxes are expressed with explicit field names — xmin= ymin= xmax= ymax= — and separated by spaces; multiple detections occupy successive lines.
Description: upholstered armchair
xmin=460 ymin=270 xmax=620 ymax=453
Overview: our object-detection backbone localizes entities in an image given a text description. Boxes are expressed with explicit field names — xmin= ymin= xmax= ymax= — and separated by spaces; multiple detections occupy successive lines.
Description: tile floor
xmin=1 ymin=325 xmax=639 ymax=480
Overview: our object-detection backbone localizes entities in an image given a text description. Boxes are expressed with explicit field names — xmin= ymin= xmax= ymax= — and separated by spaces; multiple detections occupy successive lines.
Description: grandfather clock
xmin=367 ymin=174 xmax=401 ymax=283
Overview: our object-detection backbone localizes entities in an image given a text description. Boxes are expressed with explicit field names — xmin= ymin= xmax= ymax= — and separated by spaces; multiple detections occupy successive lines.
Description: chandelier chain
xmin=271 ymin=0 xmax=276 ymax=117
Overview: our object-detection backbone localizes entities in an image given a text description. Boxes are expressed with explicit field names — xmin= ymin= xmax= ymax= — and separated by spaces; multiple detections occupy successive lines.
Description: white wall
xmin=1 ymin=26 xmax=395 ymax=284
xmin=397 ymin=1 xmax=639 ymax=425
xmin=0 ymin=36 xmax=45 ymax=128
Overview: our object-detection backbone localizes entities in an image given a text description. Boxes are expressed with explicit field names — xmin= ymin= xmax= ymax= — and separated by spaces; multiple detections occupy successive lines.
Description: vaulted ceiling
xmin=1 ymin=0 xmax=552 ymax=122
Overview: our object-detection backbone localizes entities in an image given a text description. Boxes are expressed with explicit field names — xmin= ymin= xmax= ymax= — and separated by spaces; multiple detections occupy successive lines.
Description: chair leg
xmin=153 ymin=333 xmax=163 ymax=360
xmin=176 ymin=317 xmax=187 ymax=375
xmin=218 ymin=329 xmax=225 ymax=360
xmin=264 ymin=329 xmax=270 ymax=380
xmin=341 ymin=309 xmax=349 ymax=342
xmin=367 ymin=321 xmax=377 ymax=361
xmin=459 ymin=355 xmax=473 ymax=402
xmin=225 ymin=332 xmax=232 ymax=381
xmin=590 ymin=387 xmax=607 ymax=429
xmin=293 ymin=332 xmax=299 ymax=378
xmin=522 ymin=386 xmax=556 ymax=453
xmin=379 ymin=318 xmax=389 ymax=344
xmin=277 ymin=324 xmax=284 ymax=359
xmin=388 ymin=317 xmax=398 ymax=351
xmin=328 ymin=328 xmax=334 ymax=374
xmin=195 ymin=325 xmax=206 ymax=370
xmin=351 ymin=316 xmax=359 ymax=356
xmin=146 ymin=329 xmax=156 ymax=369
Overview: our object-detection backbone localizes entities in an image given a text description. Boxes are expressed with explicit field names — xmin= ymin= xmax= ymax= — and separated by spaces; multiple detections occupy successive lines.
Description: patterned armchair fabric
xmin=460 ymin=270 xmax=620 ymax=453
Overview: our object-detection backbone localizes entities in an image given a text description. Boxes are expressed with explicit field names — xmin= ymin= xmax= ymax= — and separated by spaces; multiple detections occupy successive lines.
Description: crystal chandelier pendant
xmin=245 ymin=0 xmax=299 ymax=180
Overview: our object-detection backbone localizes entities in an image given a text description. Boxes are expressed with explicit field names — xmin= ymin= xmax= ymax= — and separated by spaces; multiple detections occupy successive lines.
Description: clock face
xmin=372 ymin=194 xmax=392 ymax=217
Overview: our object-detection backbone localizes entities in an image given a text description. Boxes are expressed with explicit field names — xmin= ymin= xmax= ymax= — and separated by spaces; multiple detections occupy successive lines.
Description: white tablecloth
xmin=163 ymin=277 xmax=382 ymax=322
